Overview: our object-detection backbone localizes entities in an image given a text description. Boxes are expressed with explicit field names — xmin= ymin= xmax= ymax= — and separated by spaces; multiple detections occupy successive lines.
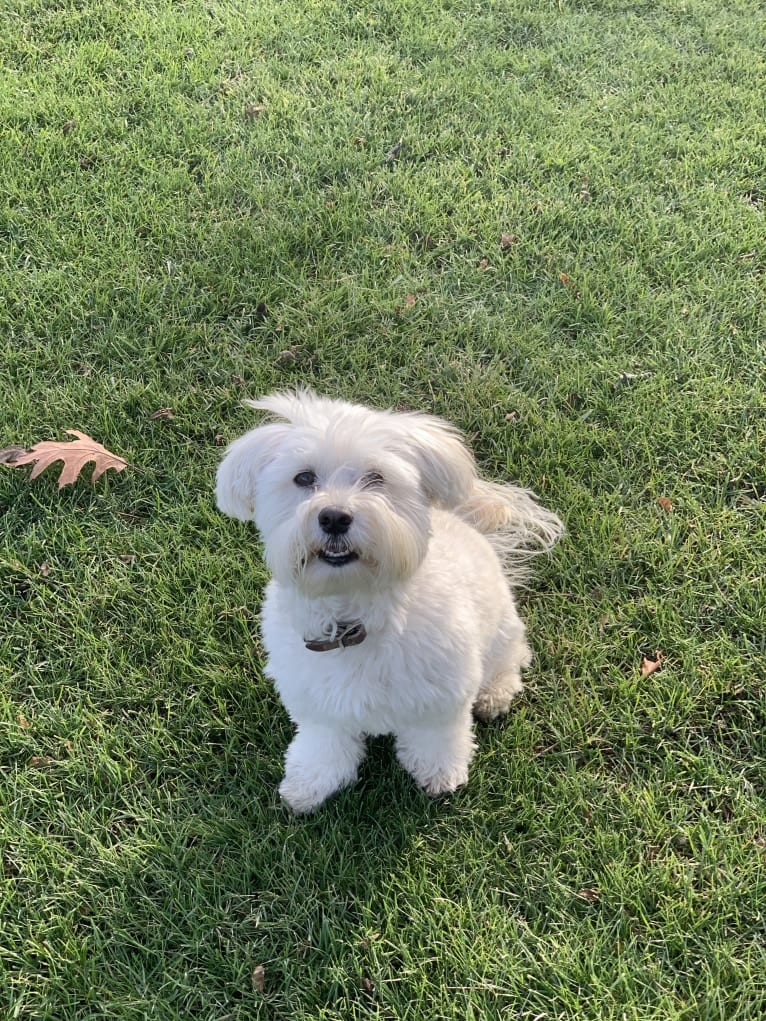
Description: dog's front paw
xmin=279 ymin=727 xmax=364 ymax=813
xmin=396 ymin=718 xmax=475 ymax=800
xmin=473 ymin=669 xmax=524 ymax=722
xmin=420 ymin=763 xmax=470 ymax=798
xmin=279 ymin=776 xmax=332 ymax=815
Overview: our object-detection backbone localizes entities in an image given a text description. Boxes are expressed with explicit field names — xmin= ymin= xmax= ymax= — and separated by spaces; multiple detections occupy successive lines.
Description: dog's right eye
xmin=293 ymin=470 xmax=317 ymax=488
xmin=361 ymin=471 xmax=384 ymax=489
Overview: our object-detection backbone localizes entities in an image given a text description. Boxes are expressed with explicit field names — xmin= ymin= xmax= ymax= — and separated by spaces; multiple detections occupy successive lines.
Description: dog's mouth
xmin=318 ymin=549 xmax=359 ymax=568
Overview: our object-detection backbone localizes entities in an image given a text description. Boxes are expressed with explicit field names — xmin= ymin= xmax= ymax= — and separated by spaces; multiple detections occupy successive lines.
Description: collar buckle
xmin=304 ymin=620 xmax=367 ymax=653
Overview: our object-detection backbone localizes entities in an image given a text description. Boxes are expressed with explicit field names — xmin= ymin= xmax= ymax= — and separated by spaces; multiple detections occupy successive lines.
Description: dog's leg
xmin=279 ymin=724 xmax=365 ymax=813
xmin=394 ymin=707 xmax=477 ymax=797
xmin=473 ymin=611 xmax=531 ymax=722
xmin=472 ymin=668 xmax=525 ymax=722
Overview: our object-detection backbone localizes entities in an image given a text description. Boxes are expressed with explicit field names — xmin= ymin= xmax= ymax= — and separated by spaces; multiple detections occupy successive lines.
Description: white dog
xmin=216 ymin=390 xmax=562 ymax=813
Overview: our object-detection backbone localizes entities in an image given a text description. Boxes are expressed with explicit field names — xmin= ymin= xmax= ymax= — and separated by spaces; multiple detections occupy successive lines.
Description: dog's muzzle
xmin=318 ymin=506 xmax=353 ymax=535
xmin=318 ymin=548 xmax=359 ymax=567
xmin=317 ymin=529 xmax=358 ymax=567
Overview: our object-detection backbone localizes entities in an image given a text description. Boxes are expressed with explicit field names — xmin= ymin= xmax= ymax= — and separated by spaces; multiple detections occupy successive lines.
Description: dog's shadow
xmin=81 ymin=710 xmax=524 ymax=1012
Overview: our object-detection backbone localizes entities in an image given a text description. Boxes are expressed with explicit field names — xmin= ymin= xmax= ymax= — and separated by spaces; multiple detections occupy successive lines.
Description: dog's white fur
xmin=216 ymin=390 xmax=563 ymax=813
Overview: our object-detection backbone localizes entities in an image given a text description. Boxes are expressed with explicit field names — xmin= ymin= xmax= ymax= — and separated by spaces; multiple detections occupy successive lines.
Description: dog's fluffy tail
xmin=456 ymin=479 xmax=564 ymax=585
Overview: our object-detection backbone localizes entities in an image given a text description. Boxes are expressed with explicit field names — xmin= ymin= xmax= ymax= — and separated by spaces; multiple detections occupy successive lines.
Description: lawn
xmin=1 ymin=0 xmax=765 ymax=1018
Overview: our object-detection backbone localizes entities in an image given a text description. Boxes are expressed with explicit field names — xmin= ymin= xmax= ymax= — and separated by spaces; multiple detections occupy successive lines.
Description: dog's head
xmin=216 ymin=390 xmax=477 ymax=595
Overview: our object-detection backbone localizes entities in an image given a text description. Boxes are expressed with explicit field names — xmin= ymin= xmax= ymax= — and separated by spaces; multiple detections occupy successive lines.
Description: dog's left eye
xmin=361 ymin=471 xmax=384 ymax=489
xmin=293 ymin=470 xmax=317 ymax=488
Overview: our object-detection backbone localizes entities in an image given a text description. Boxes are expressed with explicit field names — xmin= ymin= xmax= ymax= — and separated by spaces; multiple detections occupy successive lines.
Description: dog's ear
xmin=398 ymin=414 xmax=477 ymax=509
xmin=216 ymin=423 xmax=290 ymax=522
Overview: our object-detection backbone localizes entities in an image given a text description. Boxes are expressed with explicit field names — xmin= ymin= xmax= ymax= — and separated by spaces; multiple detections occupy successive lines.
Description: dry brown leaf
xmin=576 ymin=888 xmax=601 ymax=903
xmin=641 ymin=652 xmax=664 ymax=677
xmin=658 ymin=496 xmax=673 ymax=512
xmin=252 ymin=964 xmax=265 ymax=992
xmin=9 ymin=431 xmax=127 ymax=489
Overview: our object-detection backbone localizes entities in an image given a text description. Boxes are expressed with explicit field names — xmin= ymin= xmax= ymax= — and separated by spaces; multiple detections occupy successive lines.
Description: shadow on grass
xmin=10 ymin=714 xmax=485 ymax=1018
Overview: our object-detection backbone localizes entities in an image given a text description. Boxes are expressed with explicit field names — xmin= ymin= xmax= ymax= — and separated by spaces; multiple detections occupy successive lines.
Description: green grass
xmin=1 ymin=0 xmax=765 ymax=1017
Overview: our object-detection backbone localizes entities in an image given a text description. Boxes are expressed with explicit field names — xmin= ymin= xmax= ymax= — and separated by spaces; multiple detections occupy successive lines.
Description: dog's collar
xmin=304 ymin=620 xmax=367 ymax=653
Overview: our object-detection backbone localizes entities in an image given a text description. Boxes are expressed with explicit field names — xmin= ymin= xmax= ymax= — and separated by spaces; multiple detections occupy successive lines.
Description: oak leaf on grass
xmin=641 ymin=652 xmax=664 ymax=677
xmin=576 ymin=888 xmax=601 ymax=903
xmin=251 ymin=964 xmax=265 ymax=992
xmin=6 ymin=431 xmax=128 ymax=488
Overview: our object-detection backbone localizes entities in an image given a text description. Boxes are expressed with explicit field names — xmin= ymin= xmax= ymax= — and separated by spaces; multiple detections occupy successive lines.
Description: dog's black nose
xmin=318 ymin=507 xmax=353 ymax=535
